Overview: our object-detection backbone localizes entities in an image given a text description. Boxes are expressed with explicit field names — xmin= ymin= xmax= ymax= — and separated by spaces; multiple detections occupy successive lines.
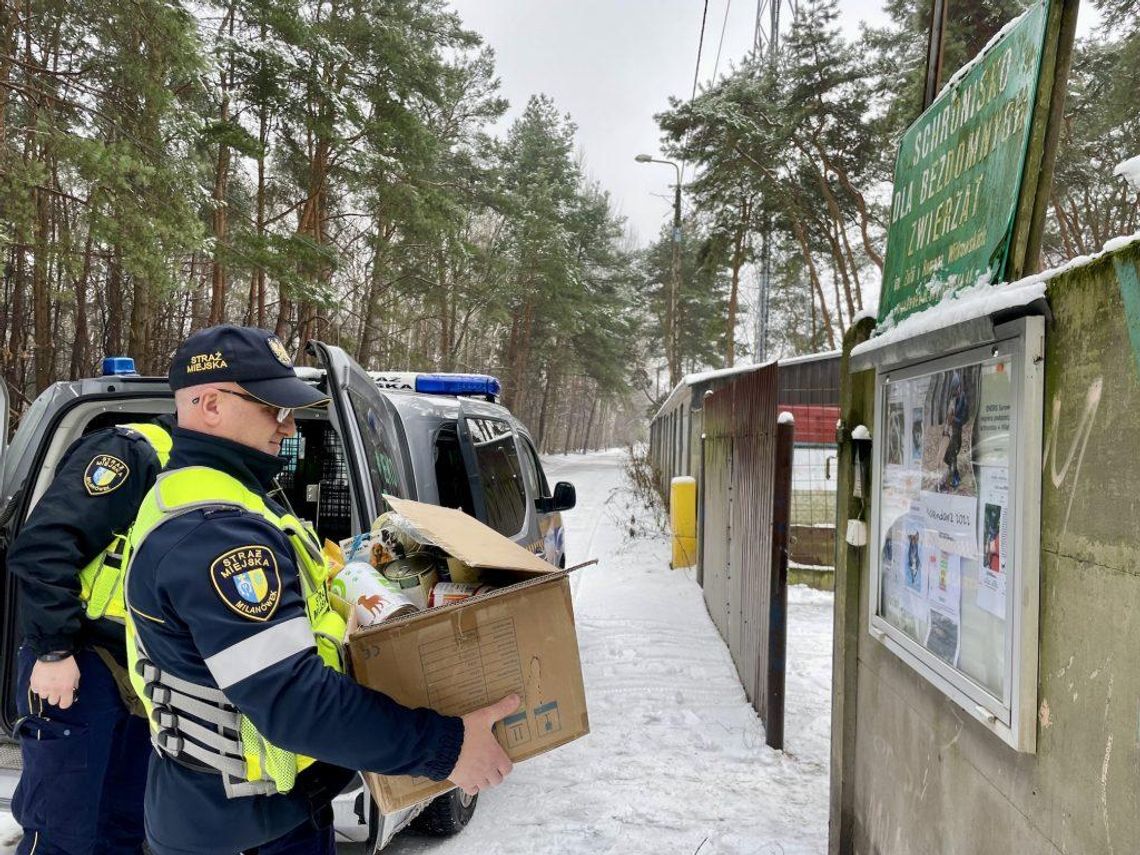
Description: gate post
xmin=765 ymin=412 xmax=795 ymax=749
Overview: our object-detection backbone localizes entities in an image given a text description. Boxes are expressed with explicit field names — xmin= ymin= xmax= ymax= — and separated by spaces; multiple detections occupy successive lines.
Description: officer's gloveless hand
xmin=449 ymin=693 xmax=520 ymax=796
xmin=30 ymin=656 xmax=80 ymax=709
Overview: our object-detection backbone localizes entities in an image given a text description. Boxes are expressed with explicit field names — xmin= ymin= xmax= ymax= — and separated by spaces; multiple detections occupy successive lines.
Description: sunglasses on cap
xmin=192 ymin=388 xmax=294 ymax=423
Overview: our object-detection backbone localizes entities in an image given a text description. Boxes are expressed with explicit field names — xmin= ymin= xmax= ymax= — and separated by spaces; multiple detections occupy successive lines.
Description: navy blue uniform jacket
xmin=127 ymin=428 xmax=463 ymax=853
xmin=8 ymin=417 xmax=174 ymax=658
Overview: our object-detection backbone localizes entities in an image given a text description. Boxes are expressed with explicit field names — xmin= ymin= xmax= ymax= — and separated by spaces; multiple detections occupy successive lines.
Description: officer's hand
xmin=448 ymin=694 xmax=519 ymax=796
xmin=30 ymin=657 xmax=80 ymax=710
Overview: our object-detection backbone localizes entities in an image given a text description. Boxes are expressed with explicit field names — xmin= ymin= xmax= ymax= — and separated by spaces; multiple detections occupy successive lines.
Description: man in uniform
xmin=8 ymin=407 xmax=174 ymax=854
xmin=124 ymin=325 xmax=516 ymax=855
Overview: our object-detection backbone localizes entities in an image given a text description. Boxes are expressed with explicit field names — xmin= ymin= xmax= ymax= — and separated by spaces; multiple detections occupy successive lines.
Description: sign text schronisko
xmin=877 ymin=1 xmax=1048 ymax=325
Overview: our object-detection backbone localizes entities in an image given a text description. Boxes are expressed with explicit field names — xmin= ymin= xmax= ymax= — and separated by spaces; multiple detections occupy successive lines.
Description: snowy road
xmin=0 ymin=450 xmax=834 ymax=854
xmin=378 ymin=449 xmax=834 ymax=855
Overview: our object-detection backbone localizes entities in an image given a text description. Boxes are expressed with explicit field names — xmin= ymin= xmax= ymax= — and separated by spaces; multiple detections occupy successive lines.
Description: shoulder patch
xmin=83 ymin=455 xmax=130 ymax=496
xmin=210 ymin=545 xmax=282 ymax=622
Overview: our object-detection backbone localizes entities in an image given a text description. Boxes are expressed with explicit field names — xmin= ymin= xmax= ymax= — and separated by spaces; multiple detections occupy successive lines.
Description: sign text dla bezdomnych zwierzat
xmin=877 ymin=1 xmax=1049 ymax=325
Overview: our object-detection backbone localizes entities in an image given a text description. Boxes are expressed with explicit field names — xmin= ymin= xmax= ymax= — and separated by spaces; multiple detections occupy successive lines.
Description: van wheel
xmin=410 ymin=789 xmax=478 ymax=836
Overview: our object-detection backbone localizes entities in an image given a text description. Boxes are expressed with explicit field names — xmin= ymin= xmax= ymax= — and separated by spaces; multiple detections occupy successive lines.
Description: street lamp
xmin=636 ymin=154 xmax=683 ymax=390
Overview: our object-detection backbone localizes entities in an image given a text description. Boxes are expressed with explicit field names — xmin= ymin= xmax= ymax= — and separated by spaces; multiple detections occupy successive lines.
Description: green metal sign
xmin=877 ymin=1 xmax=1049 ymax=325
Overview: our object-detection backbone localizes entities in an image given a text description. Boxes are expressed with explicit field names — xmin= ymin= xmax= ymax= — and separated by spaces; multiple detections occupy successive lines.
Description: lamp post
xmin=636 ymin=154 xmax=683 ymax=389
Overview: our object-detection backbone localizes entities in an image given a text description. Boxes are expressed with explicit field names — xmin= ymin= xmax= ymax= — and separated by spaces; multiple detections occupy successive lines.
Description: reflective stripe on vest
xmin=123 ymin=466 xmax=348 ymax=798
xmin=77 ymin=422 xmax=173 ymax=623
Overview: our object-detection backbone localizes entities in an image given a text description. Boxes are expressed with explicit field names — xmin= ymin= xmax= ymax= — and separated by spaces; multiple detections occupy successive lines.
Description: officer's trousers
xmin=142 ymin=813 xmax=335 ymax=855
xmin=12 ymin=646 xmax=150 ymax=855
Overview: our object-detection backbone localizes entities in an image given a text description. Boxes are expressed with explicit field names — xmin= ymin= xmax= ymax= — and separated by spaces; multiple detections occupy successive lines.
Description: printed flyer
xmin=976 ymin=466 xmax=1010 ymax=619
xmin=927 ymin=548 xmax=962 ymax=617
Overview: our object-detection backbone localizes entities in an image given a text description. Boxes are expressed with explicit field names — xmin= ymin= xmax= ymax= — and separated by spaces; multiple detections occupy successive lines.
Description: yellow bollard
xmin=670 ymin=476 xmax=698 ymax=569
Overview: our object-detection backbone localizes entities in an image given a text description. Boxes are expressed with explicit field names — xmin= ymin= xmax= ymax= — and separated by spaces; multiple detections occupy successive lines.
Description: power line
xmin=691 ymin=0 xmax=711 ymax=101
xmin=712 ymin=0 xmax=733 ymax=83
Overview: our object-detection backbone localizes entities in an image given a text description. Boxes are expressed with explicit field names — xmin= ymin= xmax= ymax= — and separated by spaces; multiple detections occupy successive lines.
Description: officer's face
xmin=214 ymin=385 xmax=297 ymax=455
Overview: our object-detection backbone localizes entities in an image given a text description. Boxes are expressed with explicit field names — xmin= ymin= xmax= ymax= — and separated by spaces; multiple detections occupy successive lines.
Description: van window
xmin=466 ymin=417 xmax=526 ymax=537
xmin=518 ymin=436 xmax=550 ymax=499
xmin=348 ymin=388 xmax=403 ymax=504
xmin=434 ymin=422 xmax=476 ymax=516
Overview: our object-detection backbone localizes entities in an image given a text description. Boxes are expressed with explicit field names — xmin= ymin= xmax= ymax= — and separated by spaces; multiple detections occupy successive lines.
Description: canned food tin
xmin=379 ymin=554 xmax=440 ymax=610
xmin=330 ymin=561 xmax=418 ymax=626
xmin=428 ymin=582 xmax=496 ymax=609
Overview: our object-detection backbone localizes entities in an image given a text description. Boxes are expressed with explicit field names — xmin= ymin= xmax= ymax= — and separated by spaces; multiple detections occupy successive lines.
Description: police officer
xmin=124 ymin=325 xmax=517 ymax=855
xmin=8 ymin=408 xmax=174 ymax=854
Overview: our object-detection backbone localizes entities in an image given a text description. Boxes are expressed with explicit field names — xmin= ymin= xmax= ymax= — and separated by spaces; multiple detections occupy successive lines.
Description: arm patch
xmin=210 ymin=545 xmax=282 ymax=622
xmin=83 ymin=455 xmax=130 ymax=496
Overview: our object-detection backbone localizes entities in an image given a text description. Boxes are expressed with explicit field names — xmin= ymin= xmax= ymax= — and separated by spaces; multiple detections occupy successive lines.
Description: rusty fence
xmin=698 ymin=364 xmax=793 ymax=747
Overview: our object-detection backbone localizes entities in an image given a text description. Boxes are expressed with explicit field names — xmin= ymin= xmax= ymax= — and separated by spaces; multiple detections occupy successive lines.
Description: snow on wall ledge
xmin=854 ymin=231 xmax=1140 ymax=364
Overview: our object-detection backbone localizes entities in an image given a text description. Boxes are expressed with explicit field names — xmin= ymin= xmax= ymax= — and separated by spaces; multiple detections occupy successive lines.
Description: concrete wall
xmin=830 ymin=239 xmax=1140 ymax=855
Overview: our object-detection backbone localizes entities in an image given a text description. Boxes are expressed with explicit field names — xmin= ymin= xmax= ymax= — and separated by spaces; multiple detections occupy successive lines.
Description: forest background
xmin=1 ymin=0 xmax=1137 ymax=449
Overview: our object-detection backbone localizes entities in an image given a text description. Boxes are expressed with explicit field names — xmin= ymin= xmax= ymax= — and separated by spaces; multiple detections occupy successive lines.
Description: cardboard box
xmin=348 ymin=496 xmax=592 ymax=813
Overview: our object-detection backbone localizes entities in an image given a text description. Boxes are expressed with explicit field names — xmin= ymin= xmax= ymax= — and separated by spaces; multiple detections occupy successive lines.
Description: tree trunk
xmin=726 ymin=206 xmax=749 ymax=367
xmin=127 ymin=270 xmax=150 ymax=372
xmin=581 ymin=386 xmax=599 ymax=454
xmin=792 ymin=218 xmax=835 ymax=349
xmin=107 ymin=249 xmax=124 ymax=356
xmin=32 ymin=168 xmax=52 ymax=392
xmin=70 ymin=223 xmax=94 ymax=380
xmin=209 ymin=103 xmax=231 ymax=326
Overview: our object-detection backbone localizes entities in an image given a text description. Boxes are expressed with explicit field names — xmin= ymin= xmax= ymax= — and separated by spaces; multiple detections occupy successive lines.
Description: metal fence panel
xmin=700 ymin=365 xmax=780 ymax=717
xmin=700 ymin=433 xmax=733 ymax=641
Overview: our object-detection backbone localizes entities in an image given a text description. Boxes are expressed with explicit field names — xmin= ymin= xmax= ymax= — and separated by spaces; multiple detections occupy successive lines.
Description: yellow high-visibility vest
xmin=124 ymin=466 xmax=347 ymax=798
xmin=77 ymin=422 xmax=173 ymax=623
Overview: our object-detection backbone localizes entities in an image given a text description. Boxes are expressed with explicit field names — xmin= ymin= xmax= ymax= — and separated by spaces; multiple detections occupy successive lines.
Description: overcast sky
xmin=447 ymin=0 xmax=1102 ymax=249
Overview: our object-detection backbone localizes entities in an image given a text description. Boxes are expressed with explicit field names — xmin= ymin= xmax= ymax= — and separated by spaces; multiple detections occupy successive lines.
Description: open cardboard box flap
xmin=352 ymin=496 xmax=595 ymax=813
xmin=384 ymin=494 xmax=558 ymax=576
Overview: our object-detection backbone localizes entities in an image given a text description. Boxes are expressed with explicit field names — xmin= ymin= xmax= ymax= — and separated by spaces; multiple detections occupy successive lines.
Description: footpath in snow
xmin=380 ymin=449 xmax=834 ymax=855
xmin=0 ymin=449 xmax=835 ymax=854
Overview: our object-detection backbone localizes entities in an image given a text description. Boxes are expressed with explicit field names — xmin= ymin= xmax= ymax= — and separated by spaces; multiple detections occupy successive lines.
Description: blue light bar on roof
xmin=101 ymin=356 xmax=138 ymax=376
xmin=415 ymin=373 xmax=501 ymax=398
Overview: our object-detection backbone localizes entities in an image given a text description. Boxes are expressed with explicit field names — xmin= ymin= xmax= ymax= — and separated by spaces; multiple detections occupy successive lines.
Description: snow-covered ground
xmin=379 ymin=449 xmax=834 ymax=854
xmin=0 ymin=449 xmax=835 ymax=854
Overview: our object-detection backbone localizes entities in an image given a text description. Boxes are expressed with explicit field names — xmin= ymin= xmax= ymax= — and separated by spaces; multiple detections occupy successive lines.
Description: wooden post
xmin=828 ymin=316 xmax=876 ymax=855
xmin=764 ymin=413 xmax=794 ymax=750
xmin=922 ymin=0 xmax=949 ymax=110
xmin=1010 ymin=0 xmax=1080 ymax=279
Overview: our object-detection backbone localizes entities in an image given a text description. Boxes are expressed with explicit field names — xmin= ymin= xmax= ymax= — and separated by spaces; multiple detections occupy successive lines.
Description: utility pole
xmin=752 ymin=0 xmax=799 ymax=363
xmin=669 ymin=177 xmax=683 ymax=388
xmin=636 ymin=154 xmax=684 ymax=388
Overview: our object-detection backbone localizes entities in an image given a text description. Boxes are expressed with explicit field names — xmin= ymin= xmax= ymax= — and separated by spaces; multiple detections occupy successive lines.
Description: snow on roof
xmin=652 ymin=349 xmax=841 ymax=420
xmin=778 ymin=348 xmax=842 ymax=367
xmin=1114 ymin=155 xmax=1140 ymax=192
xmin=652 ymin=361 xmax=773 ymax=420
xmin=854 ymin=230 xmax=1140 ymax=363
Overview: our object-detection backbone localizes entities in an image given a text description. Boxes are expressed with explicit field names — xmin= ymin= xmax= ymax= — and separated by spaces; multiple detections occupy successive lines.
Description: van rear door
xmin=308 ymin=342 xmax=414 ymax=532
xmin=455 ymin=404 xmax=533 ymax=545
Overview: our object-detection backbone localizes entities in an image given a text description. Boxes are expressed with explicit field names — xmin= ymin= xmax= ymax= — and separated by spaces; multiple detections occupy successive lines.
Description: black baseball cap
xmin=168 ymin=325 xmax=330 ymax=410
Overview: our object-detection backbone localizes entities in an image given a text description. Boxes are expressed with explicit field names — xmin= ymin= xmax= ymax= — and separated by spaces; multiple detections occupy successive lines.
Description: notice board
xmin=869 ymin=317 xmax=1044 ymax=752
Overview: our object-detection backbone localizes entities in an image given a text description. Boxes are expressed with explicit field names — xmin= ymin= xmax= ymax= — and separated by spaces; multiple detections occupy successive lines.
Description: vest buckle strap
xmin=145 ymin=682 xmax=171 ymax=706
xmin=155 ymin=729 xmax=185 ymax=757
xmin=136 ymin=658 xmax=158 ymax=681
xmin=153 ymin=708 xmax=178 ymax=730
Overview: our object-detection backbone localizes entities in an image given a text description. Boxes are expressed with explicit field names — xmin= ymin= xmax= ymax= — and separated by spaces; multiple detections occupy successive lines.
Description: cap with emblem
xmin=168 ymin=325 xmax=330 ymax=409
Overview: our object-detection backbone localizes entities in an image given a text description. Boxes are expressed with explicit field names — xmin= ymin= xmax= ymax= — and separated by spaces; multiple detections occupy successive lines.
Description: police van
xmin=0 ymin=341 xmax=575 ymax=850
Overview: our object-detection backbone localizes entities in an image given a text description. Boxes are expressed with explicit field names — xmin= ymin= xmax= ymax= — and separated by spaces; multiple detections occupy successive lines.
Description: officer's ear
xmin=198 ymin=388 xmax=227 ymax=428
xmin=176 ymin=385 xmax=224 ymax=429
